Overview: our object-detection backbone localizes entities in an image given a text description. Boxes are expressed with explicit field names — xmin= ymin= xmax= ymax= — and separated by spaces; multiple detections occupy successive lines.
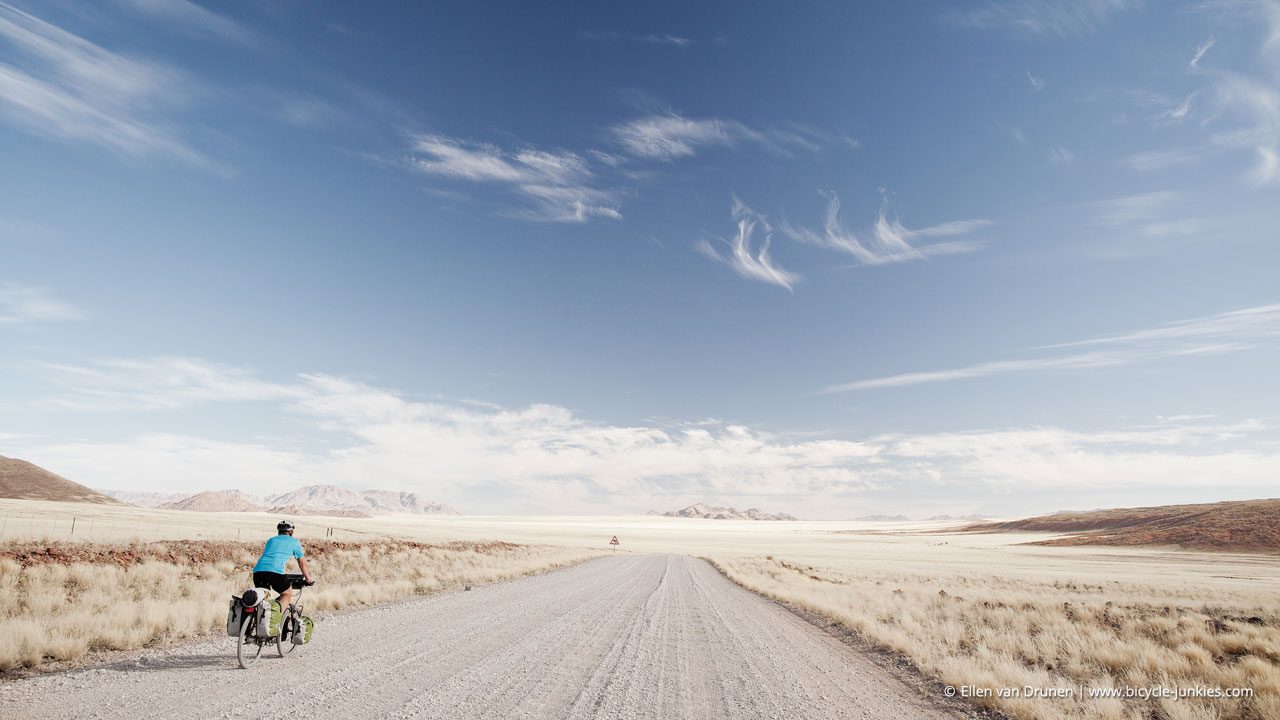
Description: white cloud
xmin=824 ymin=303 xmax=1280 ymax=392
xmin=0 ymin=3 xmax=215 ymax=168
xmin=0 ymin=283 xmax=82 ymax=325
xmin=780 ymin=192 xmax=990 ymax=266
xmin=408 ymin=134 xmax=621 ymax=222
xmin=697 ymin=197 xmax=798 ymax=290
xmin=17 ymin=356 xmax=1280 ymax=512
xmin=873 ymin=421 xmax=1280 ymax=491
xmin=24 ymin=362 xmax=885 ymax=509
xmin=1026 ymin=72 xmax=1045 ymax=91
xmin=948 ymin=0 xmax=1143 ymax=37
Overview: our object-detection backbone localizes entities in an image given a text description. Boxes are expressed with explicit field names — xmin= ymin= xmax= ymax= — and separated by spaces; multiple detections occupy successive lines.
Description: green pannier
xmin=265 ymin=599 xmax=283 ymax=638
xmin=299 ymin=615 xmax=315 ymax=644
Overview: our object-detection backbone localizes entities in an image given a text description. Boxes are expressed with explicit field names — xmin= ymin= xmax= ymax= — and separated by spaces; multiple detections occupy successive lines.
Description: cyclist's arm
xmin=298 ymin=556 xmax=312 ymax=583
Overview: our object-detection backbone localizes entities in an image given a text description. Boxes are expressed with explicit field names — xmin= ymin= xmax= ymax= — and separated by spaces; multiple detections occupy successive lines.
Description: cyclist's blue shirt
xmin=253 ymin=535 xmax=305 ymax=574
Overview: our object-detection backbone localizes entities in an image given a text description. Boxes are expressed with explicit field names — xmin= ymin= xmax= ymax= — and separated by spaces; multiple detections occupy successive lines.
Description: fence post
xmin=71 ymin=517 xmax=77 ymax=537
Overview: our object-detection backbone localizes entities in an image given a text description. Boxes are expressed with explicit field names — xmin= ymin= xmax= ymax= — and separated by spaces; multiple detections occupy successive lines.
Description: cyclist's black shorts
xmin=252 ymin=571 xmax=291 ymax=593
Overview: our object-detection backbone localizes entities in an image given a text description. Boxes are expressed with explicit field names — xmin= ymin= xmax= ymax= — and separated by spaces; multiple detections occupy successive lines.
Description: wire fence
xmin=0 ymin=513 xmax=377 ymax=544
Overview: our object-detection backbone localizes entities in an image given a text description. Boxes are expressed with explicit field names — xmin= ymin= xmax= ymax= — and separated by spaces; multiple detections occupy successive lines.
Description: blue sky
xmin=1 ymin=0 xmax=1278 ymax=518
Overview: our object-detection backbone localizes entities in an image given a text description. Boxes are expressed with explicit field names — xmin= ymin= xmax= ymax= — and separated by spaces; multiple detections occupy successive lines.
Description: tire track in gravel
xmin=0 ymin=555 xmax=964 ymax=720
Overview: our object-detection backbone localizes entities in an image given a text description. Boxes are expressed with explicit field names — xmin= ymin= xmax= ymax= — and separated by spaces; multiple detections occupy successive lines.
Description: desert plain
xmin=1 ymin=499 xmax=1277 ymax=720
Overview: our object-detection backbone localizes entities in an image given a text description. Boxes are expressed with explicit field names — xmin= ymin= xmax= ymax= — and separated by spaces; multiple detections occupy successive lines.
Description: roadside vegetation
xmin=712 ymin=556 xmax=1280 ymax=720
xmin=0 ymin=539 xmax=599 ymax=671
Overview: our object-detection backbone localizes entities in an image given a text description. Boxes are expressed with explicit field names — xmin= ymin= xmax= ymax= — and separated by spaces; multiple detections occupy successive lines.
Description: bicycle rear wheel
xmin=237 ymin=615 xmax=264 ymax=668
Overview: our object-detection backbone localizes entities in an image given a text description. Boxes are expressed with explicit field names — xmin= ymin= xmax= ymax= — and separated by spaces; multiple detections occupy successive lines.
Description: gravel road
xmin=2 ymin=554 xmax=961 ymax=719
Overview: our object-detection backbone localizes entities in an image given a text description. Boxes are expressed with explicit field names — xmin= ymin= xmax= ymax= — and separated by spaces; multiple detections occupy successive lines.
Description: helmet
xmin=277 ymin=520 xmax=295 ymax=533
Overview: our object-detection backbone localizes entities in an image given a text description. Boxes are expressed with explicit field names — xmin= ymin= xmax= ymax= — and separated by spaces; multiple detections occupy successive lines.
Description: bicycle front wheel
xmin=276 ymin=614 xmax=303 ymax=657
xmin=237 ymin=615 xmax=264 ymax=669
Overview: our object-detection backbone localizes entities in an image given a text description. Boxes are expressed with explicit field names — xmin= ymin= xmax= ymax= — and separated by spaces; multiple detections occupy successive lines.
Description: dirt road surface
xmin=2 ymin=555 xmax=962 ymax=719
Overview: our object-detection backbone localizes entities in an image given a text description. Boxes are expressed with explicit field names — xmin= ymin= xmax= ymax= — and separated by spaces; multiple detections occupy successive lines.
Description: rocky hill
xmin=962 ymin=498 xmax=1280 ymax=552
xmin=0 ymin=455 xmax=124 ymax=505
xmin=661 ymin=503 xmax=798 ymax=521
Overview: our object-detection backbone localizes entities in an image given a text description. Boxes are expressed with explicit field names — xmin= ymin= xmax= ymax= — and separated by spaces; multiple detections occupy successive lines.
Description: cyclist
xmin=252 ymin=520 xmax=313 ymax=614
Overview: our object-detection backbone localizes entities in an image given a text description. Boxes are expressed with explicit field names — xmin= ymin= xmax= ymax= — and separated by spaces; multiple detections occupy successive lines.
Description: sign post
xmin=609 ymin=535 xmax=620 ymax=550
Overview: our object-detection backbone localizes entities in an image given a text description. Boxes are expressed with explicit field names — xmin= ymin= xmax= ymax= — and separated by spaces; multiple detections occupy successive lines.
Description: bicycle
xmin=236 ymin=573 xmax=314 ymax=669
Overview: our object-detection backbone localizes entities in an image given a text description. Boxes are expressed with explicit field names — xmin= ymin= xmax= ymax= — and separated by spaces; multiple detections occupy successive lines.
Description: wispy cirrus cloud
xmin=1190 ymin=35 xmax=1218 ymax=70
xmin=610 ymin=114 xmax=741 ymax=160
xmin=1048 ymin=145 xmax=1075 ymax=165
xmin=947 ymin=0 xmax=1143 ymax=37
xmin=609 ymin=112 xmax=844 ymax=161
xmin=0 ymin=2 xmax=218 ymax=169
xmin=1088 ymin=191 xmax=1199 ymax=238
xmin=408 ymin=112 xmax=848 ymax=222
xmin=582 ymin=31 xmax=693 ymax=48
xmin=780 ymin=192 xmax=990 ymax=267
xmin=116 ymin=0 xmax=254 ymax=44
xmin=408 ymin=134 xmax=622 ymax=222
xmin=1127 ymin=7 xmax=1280 ymax=186
xmin=0 ymin=283 xmax=82 ymax=325
xmin=38 ymin=356 xmax=292 ymax=410
xmin=823 ymin=303 xmax=1280 ymax=392
xmin=696 ymin=197 xmax=798 ymax=290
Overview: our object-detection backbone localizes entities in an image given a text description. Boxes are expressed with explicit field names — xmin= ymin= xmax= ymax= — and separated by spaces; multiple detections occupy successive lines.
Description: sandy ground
xmin=0 ymin=554 xmax=963 ymax=720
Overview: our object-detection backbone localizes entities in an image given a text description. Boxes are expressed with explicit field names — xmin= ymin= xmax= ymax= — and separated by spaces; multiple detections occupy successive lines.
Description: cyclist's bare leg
xmin=277 ymin=587 xmax=292 ymax=609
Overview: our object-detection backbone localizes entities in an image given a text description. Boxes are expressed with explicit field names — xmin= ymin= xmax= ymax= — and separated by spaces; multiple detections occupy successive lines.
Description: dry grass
xmin=712 ymin=555 xmax=1280 ymax=720
xmin=0 ymin=539 xmax=599 ymax=671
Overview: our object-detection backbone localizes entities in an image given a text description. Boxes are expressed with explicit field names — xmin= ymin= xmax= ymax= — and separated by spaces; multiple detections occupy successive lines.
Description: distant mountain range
xmin=850 ymin=514 xmax=910 ymax=522
xmin=160 ymin=490 xmax=263 ymax=513
xmin=99 ymin=482 xmax=461 ymax=517
xmin=654 ymin=503 xmax=799 ymax=521
xmin=100 ymin=489 xmax=191 ymax=508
